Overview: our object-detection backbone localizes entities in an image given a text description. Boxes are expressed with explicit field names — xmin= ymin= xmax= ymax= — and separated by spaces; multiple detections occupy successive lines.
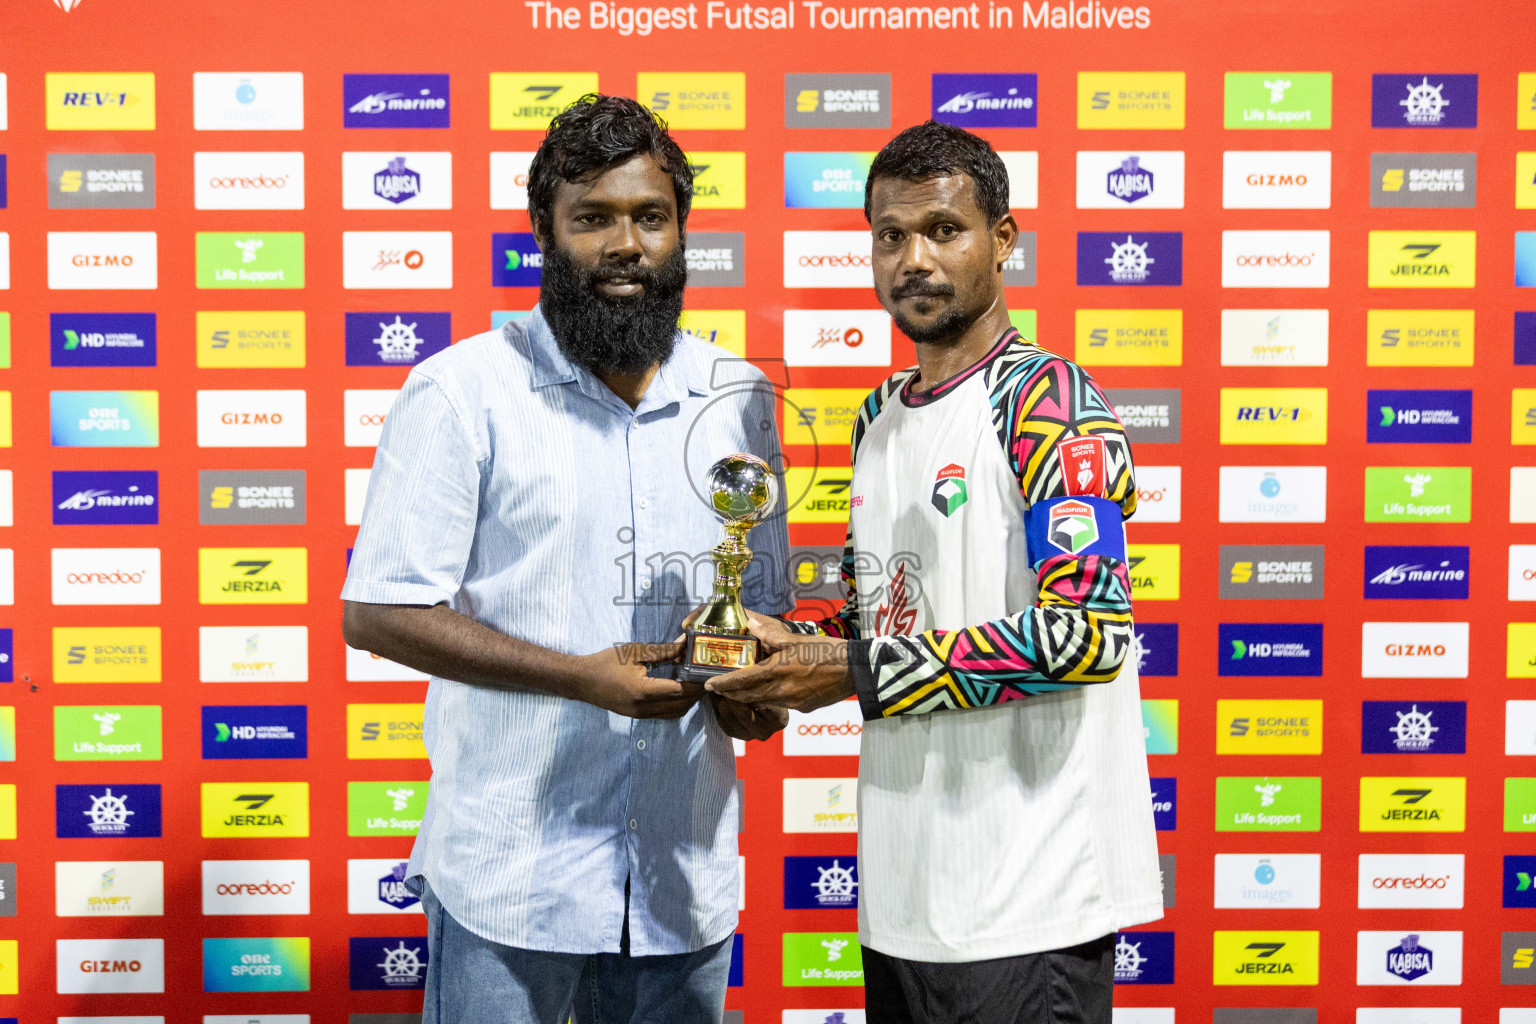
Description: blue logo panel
xmin=783 ymin=152 xmax=873 ymax=209
xmin=1517 ymin=312 xmax=1536 ymax=365
xmin=348 ymin=936 xmax=429 ymax=990
xmin=1366 ymin=389 xmax=1472 ymax=443
xmin=52 ymin=470 xmax=159 ymax=525
xmin=1025 ymin=496 xmax=1127 ymax=567
xmin=729 ymin=933 xmax=744 ymax=987
xmin=344 ymin=311 xmax=452 ymax=366
xmin=1518 ymin=233 xmax=1536 ymax=288
xmin=342 ymin=74 xmax=450 ymax=128
xmin=784 ymin=856 xmax=859 ymax=909
xmin=56 ymin=783 xmax=162 ymax=838
xmin=492 ymin=233 xmax=543 ymax=287
xmin=1218 ymin=623 xmax=1323 ymax=677
xmin=1150 ymin=777 xmax=1176 ymax=831
xmin=1505 ymin=855 xmax=1536 ymax=908
xmin=0 ymin=630 xmax=11 ymax=683
xmin=1114 ymin=930 xmax=1174 ymax=984
xmin=1370 ymin=74 xmax=1478 ymax=128
xmin=1363 ymin=545 xmax=1469 ymax=600
xmin=202 ymin=705 xmax=308 ymax=760
xmin=50 ymin=313 xmax=157 ymax=368
xmin=931 ymin=73 xmax=1038 ymax=128
xmin=0 ymin=155 xmax=7 ymax=209
xmin=1134 ymin=622 xmax=1179 ymax=677
xmin=1076 ymin=232 xmax=1183 ymax=286
xmin=1361 ymin=700 xmax=1466 ymax=754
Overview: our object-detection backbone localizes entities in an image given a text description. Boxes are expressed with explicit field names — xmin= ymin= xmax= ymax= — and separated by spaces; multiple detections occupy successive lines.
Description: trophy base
xmin=679 ymin=629 xmax=760 ymax=682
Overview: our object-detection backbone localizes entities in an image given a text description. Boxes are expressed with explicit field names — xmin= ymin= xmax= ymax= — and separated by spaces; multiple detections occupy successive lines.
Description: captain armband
xmin=1023 ymin=495 xmax=1128 ymax=570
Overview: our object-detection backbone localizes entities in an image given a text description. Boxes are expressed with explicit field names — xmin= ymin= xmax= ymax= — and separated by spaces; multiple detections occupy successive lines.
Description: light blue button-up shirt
xmin=342 ymin=307 xmax=792 ymax=955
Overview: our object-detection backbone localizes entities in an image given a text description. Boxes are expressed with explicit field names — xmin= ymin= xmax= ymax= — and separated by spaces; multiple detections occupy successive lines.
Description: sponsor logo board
xmin=1217 ymin=699 xmax=1323 ymax=751
xmin=197 ymin=547 xmax=308 ymax=605
xmin=194 ymin=152 xmax=303 ymax=210
xmin=1367 ymin=231 xmax=1476 ymax=289
xmin=1362 ymin=700 xmax=1467 ymax=754
xmin=55 ymin=860 xmax=164 ymax=917
xmin=196 ymin=390 xmax=306 ymax=447
xmin=1075 ymin=309 xmax=1181 ymax=366
xmin=489 ymin=73 xmax=598 ymax=130
xmin=343 ymin=74 xmax=449 ymax=128
xmin=639 ymin=72 xmax=745 ymax=129
xmin=1077 ymin=72 xmax=1184 ymax=129
xmin=1371 ymin=152 xmax=1476 ymax=208
xmin=193 ymin=72 xmax=304 ymax=131
xmin=47 ymin=73 xmax=156 ymax=131
xmin=1360 ymin=621 xmax=1469 ymax=677
xmin=1220 ymin=309 xmax=1328 ymax=366
xmin=347 ymin=704 xmax=426 ymax=759
xmin=784 ymin=152 xmax=872 ymax=209
xmin=348 ymin=781 xmax=427 ymax=836
xmin=48 ymin=232 xmax=158 ymax=290
xmin=1371 ymin=74 xmax=1478 ymax=128
xmin=203 ymin=936 xmax=310 ymax=992
xmin=932 ymin=73 xmax=1037 ymax=128
xmin=57 ymin=783 xmax=162 ymax=838
xmin=1212 ymin=930 xmax=1320 ymax=985
xmin=1365 ymin=466 xmax=1470 ymax=523
xmin=1076 ymin=232 xmax=1182 ymax=286
xmin=201 ymin=706 xmax=307 ymax=759
xmin=1367 ymin=309 xmax=1473 ymax=367
xmin=196 ymin=232 xmax=303 ymax=289
xmin=1365 ymin=545 xmax=1469 ymax=600
xmin=347 ymin=859 xmax=422 ymax=914
xmin=53 ymin=470 xmax=158 ymax=525
xmin=1356 ymin=930 xmax=1462 ymax=985
xmin=1105 ymin=388 xmax=1181 ymax=444
xmin=199 ymin=627 xmax=308 ymax=683
xmin=56 ymin=938 xmax=164 ymax=993
xmin=783 ymin=699 xmax=861 ymax=756
xmin=345 ymin=312 xmax=450 ymax=366
xmin=783 ymin=778 xmax=858 ymax=833
xmin=342 ymin=151 xmax=452 ymax=209
xmin=1222 ymin=151 xmax=1331 ymax=209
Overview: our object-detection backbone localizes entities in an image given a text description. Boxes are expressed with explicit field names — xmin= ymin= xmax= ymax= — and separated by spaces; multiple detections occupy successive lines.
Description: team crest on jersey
xmin=930 ymin=463 xmax=969 ymax=517
xmin=1056 ymin=436 xmax=1107 ymax=496
xmin=1048 ymin=499 xmax=1101 ymax=555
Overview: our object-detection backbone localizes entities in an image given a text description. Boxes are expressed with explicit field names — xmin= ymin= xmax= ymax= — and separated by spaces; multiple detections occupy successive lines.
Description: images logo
xmin=53 ymin=470 xmax=158 ymax=526
xmin=347 ymin=703 xmax=427 ymax=759
xmin=784 ymin=856 xmax=860 ymax=909
xmin=1362 ymin=701 xmax=1466 ymax=754
xmin=197 ymin=548 xmax=308 ymax=605
xmin=1371 ymin=152 xmax=1476 ymax=208
xmin=932 ymin=73 xmax=1037 ymax=128
xmin=1367 ymin=389 xmax=1472 ymax=444
xmin=1149 ymin=778 xmax=1176 ymax=830
xmin=489 ymin=73 xmax=598 ymax=130
xmin=1214 ymin=854 xmax=1322 ymax=909
xmin=202 ymin=705 xmax=307 ymax=759
xmin=47 ymin=231 xmax=158 ymax=290
xmin=786 ymin=73 xmax=889 ymax=128
xmin=493 ymin=232 xmax=543 ymax=287
xmin=1360 ymin=777 xmax=1466 ymax=832
xmin=1213 ymin=931 xmax=1319 ymax=985
xmin=345 ymin=311 xmax=450 ymax=366
xmin=193 ymin=72 xmax=304 ymax=131
xmin=1221 ymin=151 xmax=1331 ymax=210
xmin=1364 ymin=467 xmax=1470 ymax=523
xmin=1364 ymin=546 xmax=1468 ymax=600
xmin=785 ymin=152 xmax=873 ymax=209
xmin=1112 ymin=931 xmax=1175 ymax=984
xmin=51 ymin=313 xmax=156 ymax=368
xmin=343 ymin=74 xmax=449 ymax=128
xmin=1217 ymin=699 xmax=1323 ymax=751
xmin=1222 ymin=230 xmax=1330 ymax=288
xmin=1077 ymin=72 xmax=1184 ymax=129
xmin=1076 ymin=232 xmax=1182 ymax=286
xmin=200 ymin=781 xmax=310 ymax=838
xmin=1224 ymin=72 xmax=1332 ymax=128
xmin=53 ymin=626 xmax=161 ymax=683
xmin=48 ymin=153 xmax=155 ymax=209
xmin=1218 ymin=546 xmax=1324 ymax=600
xmin=782 ymin=932 xmax=864 ymax=986
xmin=348 ymin=781 xmax=428 ymax=836
xmin=350 ymin=936 xmax=428 ymax=990
xmin=1106 ymin=388 xmax=1181 ymax=444
xmin=1220 ymin=388 xmax=1328 ymax=445
xmin=1076 ymin=151 xmax=1185 ymax=209
xmin=1367 ymin=231 xmax=1476 ymax=288
xmin=1220 ymin=309 xmax=1329 ymax=367
xmin=1371 ymin=74 xmax=1478 ymax=128
xmin=196 ymin=232 xmax=304 ymax=289
xmin=1074 ymin=309 xmax=1182 ymax=366
xmin=203 ymin=936 xmax=311 ymax=992
xmin=1216 ymin=776 xmax=1321 ymax=832
xmin=56 ymin=783 xmax=162 ymax=838
xmin=46 ymin=73 xmax=155 ymax=130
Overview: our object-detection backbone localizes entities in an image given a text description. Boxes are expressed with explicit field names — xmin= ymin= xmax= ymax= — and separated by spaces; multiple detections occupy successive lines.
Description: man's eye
xmin=933 ymin=224 xmax=957 ymax=238
xmin=880 ymin=231 xmax=902 ymax=244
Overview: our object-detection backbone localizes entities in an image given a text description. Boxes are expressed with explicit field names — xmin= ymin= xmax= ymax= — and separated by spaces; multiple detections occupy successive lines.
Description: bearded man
xmin=341 ymin=94 xmax=791 ymax=1024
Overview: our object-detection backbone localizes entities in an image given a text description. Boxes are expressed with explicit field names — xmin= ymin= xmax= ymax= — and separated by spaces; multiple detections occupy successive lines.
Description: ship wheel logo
xmin=1390 ymin=704 xmax=1439 ymax=751
xmin=377 ymin=941 xmax=425 ymax=984
xmin=83 ymin=788 xmax=134 ymax=833
xmin=1399 ymin=78 xmax=1450 ymax=125
xmin=1105 ymin=235 xmax=1155 ymax=283
xmin=811 ymin=859 xmax=859 ymax=906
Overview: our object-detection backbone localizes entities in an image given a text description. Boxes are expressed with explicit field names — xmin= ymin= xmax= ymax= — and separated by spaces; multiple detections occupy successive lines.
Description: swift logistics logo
xmin=931 ymin=73 xmax=1037 ymax=128
xmin=1217 ymin=699 xmax=1323 ymax=752
xmin=53 ymin=470 xmax=158 ymax=525
xmin=1371 ymin=152 xmax=1476 ymax=208
xmin=1367 ymin=389 xmax=1472 ymax=443
xmin=783 ymin=778 xmax=858 ymax=833
xmin=1220 ymin=309 xmax=1329 ymax=366
xmin=1224 ymin=72 xmax=1332 ymax=128
xmin=1149 ymin=778 xmax=1176 ymax=830
xmin=201 ymin=706 xmax=308 ymax=759
xmin=203 ymin=936 xmax=311 ymax=992
xmin=786 ymin=73 xmax=889 ymax=128
xmin=784 ymin=152 xmax=873 ymax=209
xmin=639 ymin=72 xmax=744 ymax=129
xmin=1077 ymin=72 xmax=1184 ymax=129
xmin=1215 ymin=776 xmax=1321 ymax=832
xmin=1212 ymin=931 xmax=1319 ymax=986
xmin=345 ymin=312 xmax=450 ymax=366
xmin=1364 ymin=546 xmax=1469 ymax=599
xmin=1218 ymin=545 xmax=1324 ymax=600
xmin=784 ymin=856 xmax=860 ymax=908
xmin=46 ymin=73 xmax=155 ymax=130
xmin=195 ymin=232 xmax=304 ymax=289
xmin=350 ymin=936 xmax=429 ymax=990
xmin=196 ymin=310 xmax=305 ymax=369
xmin=1367 ymin=231 xmax=1476 ymax=288
xmin=1362 ymin=700 xmax=1466 ymax=754
xmin=48 ymin=153 xmax=155 ymax=209
xmin=197 ymin=548 xmax=308 ymax=605
xmin=1220 ymin=388 xmax=1328 ymax=445
xmin=55 ymin=859 xmax=165 ymax=917
xmin=1368 ymin=309 xmax=1473 ymax=366
xmin=1112 ymin=931 xmax=1175 ymax=984
xmin=1074 ymin=309 xmax=1182 ymax=366
xmin=1360 ymin=777 xmax=1466 ymax=832
xmin=493 ymin=232 xmax=542 ymax=286
xmin=52 ymin=626 xmax=161 ymax=683
xmin=1371 ymin=74 xmax=1478 ymax=128
xmin=50 ymin=391 xmax=159 ymax=447
xmin=56 ymin=783 xmax=162 ymax=838
xmin=1076 ymin=232 xmax=1182 ymax=286
xmin=198 ymin=626 xmax=309 ymax=683
xmin=50 ymin=313 xmax=156 ymax=368
xmin=490 ymin=73 xmax=599 ymax=129
xmin=343 ymin=74 xmax=449 ymax=128
xmin=200 ymin=782 xmax=310 ymax=838
xmin=1364 ymin=466 xmax=1470 ymax=523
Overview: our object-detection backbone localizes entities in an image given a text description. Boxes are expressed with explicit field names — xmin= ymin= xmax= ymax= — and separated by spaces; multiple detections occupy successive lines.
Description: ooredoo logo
xmin=52 ymin=548 xmax=161 ymax=606
xmin=202 ymin=859 xmax=310 ymax=916
xmin=1357 ymin=852 xmax=1466 ymax=908
xmin=784 ymin=699 xmax=863 ymax=756
xmin=345 ymin=389 xmax=398 ymax=448
xmin=1222 ymin=230 xmax=1330 ymax=288
xmin=783 ymin=231 xmax=872 ymax=288
xmin=194 ymin=152 xmax=304 ymax=210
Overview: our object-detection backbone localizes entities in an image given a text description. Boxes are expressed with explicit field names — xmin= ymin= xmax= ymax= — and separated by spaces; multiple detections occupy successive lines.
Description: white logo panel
xmin=1357 ymin=854 xmax=1465 ymax=909
xmin=783 ymin=310 xmax=892 ymax=367
xmin=343 ymin=231 xmax=453 ymax=289
xmin=199 ymin=626 xmax=309 ymax=682
xmin=1223 ymin=151 xmax=1333 ymax=209
xmin=1218 ymin=466 xmax=1327 ymax=523
xmin=1514 ymin=468 xmax=1536 ymax=523
xmin=194 ymin=152 xmax=305 ymax=210
xmin=1213 ymin=853 xmax=1321 ymax=908
xmin=1355 ymin=930 xmax=1462 ymax=986
xmin=1075 ymin=151 xmax=1185 ymax=209
xmin=56 ymin=938 xmax=165 ymax=993
xmin=346 ymin=641 xmax=429 ymax=682
xmin=1133 ymin=465 xmax=1181 ymax=523
xmin=344 ymin=467 xmax=372 ymax=528
xmin=193 ymin=73 xmax=304 ymax=131
xmin=783 ymin=699 xmax=863 ymax=756
xmin=201 ymin=859 xmax=310 ymax=916
xmin=1220 ymin=309 xmax=1329 ymax=366
xmin=48 ymin=232 xmax=158 ymax=290
xmin=55 ymin=861 xmax=165 ymax=917
xmin=196 ymin=390 xmax=307 ymax=448
xmin=1508 ymin=700 xmax=1536 ymax=755
xmin=1360 ymin=622 xmax=1469 ymax=678
xmin=344 ymin=390 xmax=396 ymax=448
xmin=489 ymin=152 xmax=535 ymax=209
xmin=783 ymin=232 xmax=872 ymax=289
xmin=1222 ymin=230 xmax=1331 ymax=288
xmin=999 ymin=151 xmax=1039 ymax=209
xmin=52 ymin=548 xmax=161 ymax=606
xmin=783 ymin=777 xmax=858 ymax=833
xmin=341 ymin=152 xmax=453 ymax=210
xmin=347 ymin=858 xmax=425 ymax=915
xmin=1510 ymin=546 xmax=1536 ymax=600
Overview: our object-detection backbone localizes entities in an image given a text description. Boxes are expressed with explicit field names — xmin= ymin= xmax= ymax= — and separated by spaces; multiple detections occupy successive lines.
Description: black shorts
xmin=861 ymin=933 xmax=1114 ymax=1024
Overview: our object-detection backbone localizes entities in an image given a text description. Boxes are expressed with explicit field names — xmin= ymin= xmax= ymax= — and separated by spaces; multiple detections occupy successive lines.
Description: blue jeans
xmin=421 ymin=880 xmax=733 ymax=1024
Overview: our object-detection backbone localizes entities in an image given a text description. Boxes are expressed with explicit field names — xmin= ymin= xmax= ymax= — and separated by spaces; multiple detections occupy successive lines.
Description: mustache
xmin=588 ymin=260 xmax=661 ymax=289
xmin=890 ymin=279 xmax=956 ymax=299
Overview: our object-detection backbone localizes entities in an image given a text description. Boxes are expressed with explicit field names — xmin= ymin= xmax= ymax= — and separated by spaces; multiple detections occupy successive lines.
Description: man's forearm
xmin=342 ymin=601 xmax=587 ymax=698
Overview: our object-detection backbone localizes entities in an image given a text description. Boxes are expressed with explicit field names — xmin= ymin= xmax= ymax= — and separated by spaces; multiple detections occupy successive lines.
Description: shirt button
xmin=640 ymin=578 xmax=653 ymax=591
xmin=629 ymin=818 xmax=639 ymax=830
xmin=638 ymin=498 xmax=650 ymax=510
xmin=636 ymin=739 xmax=647 ymax=750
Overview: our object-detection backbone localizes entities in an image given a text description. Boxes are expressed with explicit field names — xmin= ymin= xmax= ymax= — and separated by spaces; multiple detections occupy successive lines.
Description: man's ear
xmin=993 ymin=212 xmax=1019 ymax=272
xmin=531 ymin=216 xmax=551 ymax=253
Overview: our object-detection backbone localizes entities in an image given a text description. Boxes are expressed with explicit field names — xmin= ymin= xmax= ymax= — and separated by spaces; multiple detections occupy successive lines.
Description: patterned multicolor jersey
xmin=795 ymin=327 xmax=1163 ymax=962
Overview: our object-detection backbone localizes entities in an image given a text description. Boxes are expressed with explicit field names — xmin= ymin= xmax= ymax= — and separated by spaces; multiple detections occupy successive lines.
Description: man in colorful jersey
xmin=708 ymin=121 xmax=1161 ymax=1022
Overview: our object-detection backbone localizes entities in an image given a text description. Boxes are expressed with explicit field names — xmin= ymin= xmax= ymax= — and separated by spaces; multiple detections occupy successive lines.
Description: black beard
xmin=891 ymin=303 xmax=973 ymax=345
xmin=539 ymin=242 xmax=688 ymax=375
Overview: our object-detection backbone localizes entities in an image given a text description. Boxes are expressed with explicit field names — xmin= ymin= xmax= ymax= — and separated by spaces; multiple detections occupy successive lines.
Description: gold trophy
xmin=680 ymin=453 xmax=781 ymax=682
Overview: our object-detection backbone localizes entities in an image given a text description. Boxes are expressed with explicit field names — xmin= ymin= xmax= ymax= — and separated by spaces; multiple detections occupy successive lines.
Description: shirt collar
xmin=521 ymin=304 xmax=709 ymax=409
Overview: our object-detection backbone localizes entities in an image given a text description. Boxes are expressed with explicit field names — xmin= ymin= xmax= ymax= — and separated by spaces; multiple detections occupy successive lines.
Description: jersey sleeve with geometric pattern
xmin=847 ymin=350 xmax=1138 ymax=721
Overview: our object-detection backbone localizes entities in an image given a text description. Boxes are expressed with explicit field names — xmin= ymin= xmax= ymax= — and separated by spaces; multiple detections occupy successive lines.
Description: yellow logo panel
xmin=0 ymin=393 xmax=11 ymax=448
xmin=1216 ymin=699 xmax=1323 ymax=755
xmin=0 ymin=939 xmax=15 ymax=994
xmin=784 ymin=389 xmax=868 ymax=449
xmin=201 ymin=781 xmax=309 ymax=838
xmin=1366 ymin=309 xmax=1473 ymax=367
xmin=1508 ymin=623 xmax=1536 ymax=677
xmin=636 ymin=72 xmax=745 ymax=130
xmin=1220 ymin=388 xmax=1328 ymax=445
xmin=0 ymin=785 xmax=14 ymax=840
xmin=1367 ymin=230 xmax=1476 ymax=288
xmin=1359 ymin=776 xmax=1466 ymax=832
xmin=53 ymin=627 xmax=162 ymax=683
xmin=1520 ymin=74 xmax=1536 ymax=130
xmin=490 ymin=73 xmax=600 ymax=130
xmin=348 ymin=703 xmax=427 ymax=759
xmin=198 ymin=548 xmax=308 ymax=605
xmin=679 ymin=310 xmax=745 ymax=357
xmin=1127 ymin=544 xmax=1179 ymax=601
xmin=1514 ymin=392 xmax=1536 ymax=446
xmin=196 ymin=311 xmax=306 ymax=369
xmin=688 ymin=151 xmax=746 ymax=209
xmin=1519 ymin=154 xmax=1536 ymax=209
xmin=786 ymin=466 xmax=854 ymax=524
xmin=1074 ymin=309 xmax=1183 ymax=366
xmin=1077 ymin=72 xmax=1185 ymax=129
xmin=1213 ymin=931 xmax=1319 ymax=986
xmin=46 ymin=73 xmax=156 ymax=130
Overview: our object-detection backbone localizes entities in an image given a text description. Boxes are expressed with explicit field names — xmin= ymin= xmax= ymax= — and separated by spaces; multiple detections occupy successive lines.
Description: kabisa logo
xmin=1078 ymin=72 xmax=1185 ymax=130
xmin=493 ymin=232 xmax=542 ymax=287
xmin=1367 ymin=389 xmax=1472 ymax=444
xmin=1371 ymin=74 xmax=1478 ymax=128
xmin=1371 ymin=152 xmax=1476 ymax=209
xmin=784 ymin=152 xmax=874 ymax=210
xmin=1076 ymin=151 xmax=1185 ymax=210
xmin=784 ymin=856 xmax=859 ymax=909
xmin=373 ymin=157 xmax=420 ymax=204
xmin=350 ymin=937 xmax=428 ymax=990
xmin=378 ymin=861 xmax=419 ymax=910
xmin=53 ymin=470 xmax=158 ymax=526
xmin=345 ymin=311 xmax=450 ymax=366
xmin=51 ymin=313 xmax=156 ymax=368
xmin=489 ymin=73 xmax=599 ymax=130
xmin=1132 ymin=622 xmax=1178 ymax=676
xmin=931 ymin=73 xmax=1037 ymax=128
xmin=1362 ymin=700 xmax=1466 ymax=754
xmin=785 ymin=73 xmax=890 ymax=128
xmin=1363 ymin=545 xmax=1469 ymax=600
xmin=192 ymin=72 xmax=305 ymax=131
xmin=343 ymin=74 xmax=449 ymax=128
xmin=201 ymin=782 xmax=309 ymax=837
xmin=1506 ymin=855 xmax=1536 ymax=909
xmin=202 ymin=705 xmax=308 ymax=760
xmin=1224 ymin=72 xmax=1332 ymax=129
xmin=202 ymin=936 xmax=311 ymax=993
xmin=56 ymin=784 xmax=162 ymax=838
xmin=48 ymin=154 xmax=155 ymax=210
xmin=1367 ymin=231 xmax=1476 ymax=288
xmin=1385 ymin=934 xmax=1435 ymax=982
xmin=1113 ymin=931 xmax=1174 ymax=984
xmin=930 ymin=464 xmax=968 ymax=518
xmin=1218 ymin=625 xmax=1323 ymax=677
xmin=1076 ymin=232 xmax=1183 ymax=286
xmin=1107 ymin=155 xmax=1154 ymax=202
xmin=1149 ymin=778 xmax=1176 ymax=831
xmin=46 ymin=73 xmax=156 ymax=131
xmin=1360 ymin=777 xmax=1467 ymax=832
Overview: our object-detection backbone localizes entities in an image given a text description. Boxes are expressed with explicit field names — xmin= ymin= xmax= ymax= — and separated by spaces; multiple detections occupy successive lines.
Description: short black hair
xmin=863 ymin=120 xmax=1010 ymax=226
xmin=527 ymin=94 xmax=693 ymax=239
